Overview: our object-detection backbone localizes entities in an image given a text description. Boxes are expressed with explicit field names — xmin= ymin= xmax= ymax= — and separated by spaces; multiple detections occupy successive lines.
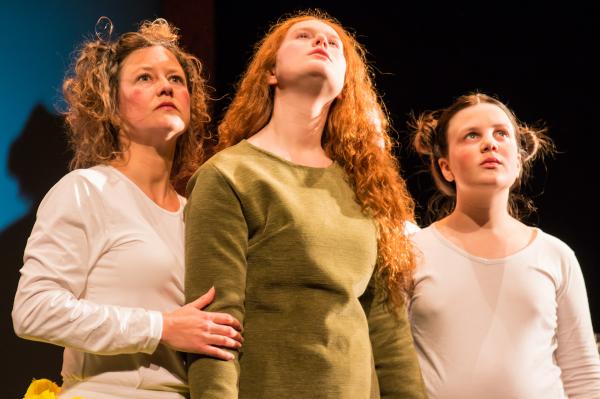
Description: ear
xmin=515 ymin=150 xmax=524 ymax=180
xmin=438 ymin=157 xmax=455 ymax=182
xmin=267 ymin=69 xmax=277 ymax=85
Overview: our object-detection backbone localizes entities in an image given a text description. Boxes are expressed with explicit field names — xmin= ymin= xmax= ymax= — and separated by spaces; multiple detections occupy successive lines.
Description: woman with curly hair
xmin=185 ymin=10 xmax=426 ymax=399
xmin=12 ymin=18 xmax=242 ymax=398
xmin=408 ymin=93 xmax=600 ymax=398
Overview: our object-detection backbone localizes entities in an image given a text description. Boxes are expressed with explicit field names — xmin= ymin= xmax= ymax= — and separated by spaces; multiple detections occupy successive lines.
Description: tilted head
xmin=411 ymin=92 xmax=554 ymax=218
xmin=63 ymin=18 xmax=210 ymax=193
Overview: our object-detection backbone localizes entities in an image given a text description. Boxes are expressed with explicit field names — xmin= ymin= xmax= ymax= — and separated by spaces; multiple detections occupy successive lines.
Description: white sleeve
xmin=555 ymin=250 xmax=600 ymax=398
xmin=11 ymin=172 xmax=163 ymax=355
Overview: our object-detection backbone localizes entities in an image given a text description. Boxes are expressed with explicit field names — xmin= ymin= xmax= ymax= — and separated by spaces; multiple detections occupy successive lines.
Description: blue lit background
xmin=0 ymin=0 xmax=159 ymax=231
xmin=1 ymin=2 xmax=160 ymax=395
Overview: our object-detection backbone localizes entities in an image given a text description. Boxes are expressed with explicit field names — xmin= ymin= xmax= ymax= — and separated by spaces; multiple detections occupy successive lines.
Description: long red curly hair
xmin=217 ymin=10 xmax=416 ymax=307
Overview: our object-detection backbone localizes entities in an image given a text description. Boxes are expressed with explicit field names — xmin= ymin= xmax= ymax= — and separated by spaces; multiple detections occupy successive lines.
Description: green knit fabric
xmin=185 ymin=140 xmax=426 ymax=398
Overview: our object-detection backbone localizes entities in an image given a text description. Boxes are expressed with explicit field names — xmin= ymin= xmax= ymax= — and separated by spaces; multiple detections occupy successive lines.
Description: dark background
xmin=2 ymin=1 xmax=597 ymax=395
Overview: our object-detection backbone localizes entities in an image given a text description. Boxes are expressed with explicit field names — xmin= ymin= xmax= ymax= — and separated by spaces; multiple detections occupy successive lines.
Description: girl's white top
xmin=409 ymin=224 xmax=600 ymax=399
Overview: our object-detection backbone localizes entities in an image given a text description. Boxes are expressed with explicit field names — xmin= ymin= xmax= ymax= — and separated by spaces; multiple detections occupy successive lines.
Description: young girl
xmin=184 ymin=10 xmax=426 ymax=399
xmin=409 ymin=92 xmax=600 ymax=398
xmin=12 ymin=19 xmax=241 ymax=398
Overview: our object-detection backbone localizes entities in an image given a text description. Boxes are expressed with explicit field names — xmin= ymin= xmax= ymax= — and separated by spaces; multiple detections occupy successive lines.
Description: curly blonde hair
xmin=217 ymin=10 xmax=416 ymax=306
xmin=410 ymin=92 xmax=555 ymax=220
xmin=63 ymin=18 xmax=210 ymax=194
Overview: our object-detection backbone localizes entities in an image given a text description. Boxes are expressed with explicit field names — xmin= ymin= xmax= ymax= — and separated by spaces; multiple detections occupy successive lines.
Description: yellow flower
xmin=23 ymin=379 xmax=85 ymax=399
xmin=23 ymin=379 xmax=60 ymax=399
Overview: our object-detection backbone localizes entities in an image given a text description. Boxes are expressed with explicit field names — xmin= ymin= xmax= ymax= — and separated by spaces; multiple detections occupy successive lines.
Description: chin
xmin=164 ymin=131 xmax=184 ymax=142
xmin=161 ymin=119 xmax=187 ymax=137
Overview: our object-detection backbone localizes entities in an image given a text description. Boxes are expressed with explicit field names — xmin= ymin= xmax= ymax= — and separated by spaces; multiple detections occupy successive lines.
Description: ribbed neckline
xmin=241 ymin=139 xmax=338 ymax=171
xmin=98 ymin=165 xmax=184 ymax=216
xmin=429 ymin=222 xmax=541 ymax=265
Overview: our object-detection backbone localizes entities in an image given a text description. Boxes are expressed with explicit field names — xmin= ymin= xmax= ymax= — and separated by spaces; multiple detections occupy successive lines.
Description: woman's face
xmin=438 ymin=102 xmax=521 ymax=194
xmin=269 ymin=19 xmax=347 ymax=99
xmin=118 ymin=45 xmax=191 ymax=146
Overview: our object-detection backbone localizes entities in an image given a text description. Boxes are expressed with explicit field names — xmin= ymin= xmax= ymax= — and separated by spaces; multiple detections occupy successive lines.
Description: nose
xmin=158 ymin=76 xmax=174 ymax=97
xmin=481 ymin=134 xmax=498 ymax=153
xmin=313 ymin=32 xmax=328 ymax=48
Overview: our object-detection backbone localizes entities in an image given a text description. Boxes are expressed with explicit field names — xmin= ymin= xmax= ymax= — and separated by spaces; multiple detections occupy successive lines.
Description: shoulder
xmin=519 ymin=228 xmax=580 ymax=283
xmin=410 ymin=224 xmax=437 ymax=246
xmin=186 ymin=141 xmax=269 ymax=195
xmin=191 ymin=142 xmax=252 ymax=175
xmin=409 ymin=224 xmax=444 ymax=264
xmin=33 ymin=166 xmax=116 ymax=229
xmin=533 ymin=228 xmax=576 ymax=258
xmin=40 ymin=166 xmax=113 ymax=207
xmin=205 ymin=141 xmax=258 ymax=169
xmin=52 ymin=165 xmax=109 ymax=188
xmin=531 ymin=229 xmax=587 ymax=298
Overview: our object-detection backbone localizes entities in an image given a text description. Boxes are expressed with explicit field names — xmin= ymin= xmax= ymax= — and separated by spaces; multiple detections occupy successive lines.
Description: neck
xmin=443 ymin=188 xmax=514 ymax=231
xmin=254 ymin=88 xmax=334 ymax=156
xmin=111 ymin=139 xmax=176 ymax=202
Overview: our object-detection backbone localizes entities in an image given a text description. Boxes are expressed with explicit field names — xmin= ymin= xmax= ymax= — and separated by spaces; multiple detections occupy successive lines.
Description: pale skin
xmin=435 ymin=102 xmax=536 ymax=259
xmin=113 ymin=45 xmax=242 ymax=360
xmin=249 ymin=19 xmax=347 ymax=167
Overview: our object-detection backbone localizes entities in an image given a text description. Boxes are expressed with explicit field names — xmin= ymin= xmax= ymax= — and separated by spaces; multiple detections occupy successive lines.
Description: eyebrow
xmin=289 ymin=26 xmax=341 ymax=41
xmin=129 ymin=65 xmax=185 ymax=75
xmin=458 ymin=123 xmax=513 ymax=133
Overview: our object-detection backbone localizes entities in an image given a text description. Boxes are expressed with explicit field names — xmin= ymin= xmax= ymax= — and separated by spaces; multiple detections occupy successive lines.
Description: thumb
xmin=190 ymin=286 xmax=216 ymax=309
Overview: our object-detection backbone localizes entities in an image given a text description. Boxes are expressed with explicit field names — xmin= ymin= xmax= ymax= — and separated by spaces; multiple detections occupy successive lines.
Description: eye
xmin=465 ymin=132 xmax=478 ymax=140
xmin=328 ymin=39 xmax=340 ymax=47
xmin=496 ymin=130 xmax=509 ymax=138
xmin=136 ymin=73 xmax=152 ymax=82
xmin=296 ymin=31 xmax=310 ymax=39
xmin=169 ymin=74 xmax=185 ymax=84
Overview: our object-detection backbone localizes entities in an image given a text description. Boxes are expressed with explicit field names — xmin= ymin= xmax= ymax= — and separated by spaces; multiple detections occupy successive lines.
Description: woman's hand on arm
xmin=161 ymin=287 xmax=243 ymax=360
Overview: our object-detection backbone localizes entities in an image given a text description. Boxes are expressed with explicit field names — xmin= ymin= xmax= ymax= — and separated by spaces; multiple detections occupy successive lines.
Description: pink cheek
xmin=179 ymin=90 xmax=191 ymax=121
xmin=127 ymin=88 xmax=147 ymax=106
xmin=453 ymin=150 xmax=473 ymax=166
xmin=121 ymin=89 xmax=148 ymax=120
xmin=181 ymin=91 xmax=190 ymax=107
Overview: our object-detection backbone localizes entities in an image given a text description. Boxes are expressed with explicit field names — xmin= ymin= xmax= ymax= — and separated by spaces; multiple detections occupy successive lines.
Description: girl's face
xmin=438 ymin=102 xmax=521 ymax=194
xmin=268 ymin=19 xmax=347 ymax=99
xmin=118 ymin=45 xmax=191 ymax=146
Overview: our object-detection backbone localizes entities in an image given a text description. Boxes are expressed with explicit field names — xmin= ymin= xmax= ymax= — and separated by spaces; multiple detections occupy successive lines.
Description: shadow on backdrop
xmin=1 ymin=104 xmax=71 ymax=396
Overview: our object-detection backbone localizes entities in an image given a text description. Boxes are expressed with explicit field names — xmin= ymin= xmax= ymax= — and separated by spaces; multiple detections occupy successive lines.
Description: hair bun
xmin=411 ymin=111 xmax=438 ymax=157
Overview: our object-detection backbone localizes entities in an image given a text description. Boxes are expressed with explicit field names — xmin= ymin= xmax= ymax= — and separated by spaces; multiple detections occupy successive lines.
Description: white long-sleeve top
xmin=12 ymin=165 xmax=188 ymax=399
xmin=409 ymin=224 xmax=600 ymax=399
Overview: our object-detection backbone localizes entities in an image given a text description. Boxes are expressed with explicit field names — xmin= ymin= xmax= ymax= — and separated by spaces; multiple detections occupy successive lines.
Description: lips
xmin=308 ymin=48 xmax=331 ymax=61
xmin=156 ymin=102 xmax=177 ymax=111
xmin=480 ymin=157 xmax=501 ymax=166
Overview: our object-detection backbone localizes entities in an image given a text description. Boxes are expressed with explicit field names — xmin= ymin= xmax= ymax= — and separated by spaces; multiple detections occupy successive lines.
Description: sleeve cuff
xmin=144 ymin=310 xmax=163 ymax=354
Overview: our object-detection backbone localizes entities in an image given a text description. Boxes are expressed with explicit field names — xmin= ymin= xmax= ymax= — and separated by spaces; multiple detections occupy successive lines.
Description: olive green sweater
xmin=185 ymin=140 xmax=426 ymax=398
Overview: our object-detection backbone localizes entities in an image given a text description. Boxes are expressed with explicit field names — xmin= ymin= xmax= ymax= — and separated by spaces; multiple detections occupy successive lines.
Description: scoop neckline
xmin=429 ymin=222 xmax=541 ymax=264
xmin=241 ymin=139 xmax=337 ymax=171
xmin=101 ymin=165 xmax=184 ymax=216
